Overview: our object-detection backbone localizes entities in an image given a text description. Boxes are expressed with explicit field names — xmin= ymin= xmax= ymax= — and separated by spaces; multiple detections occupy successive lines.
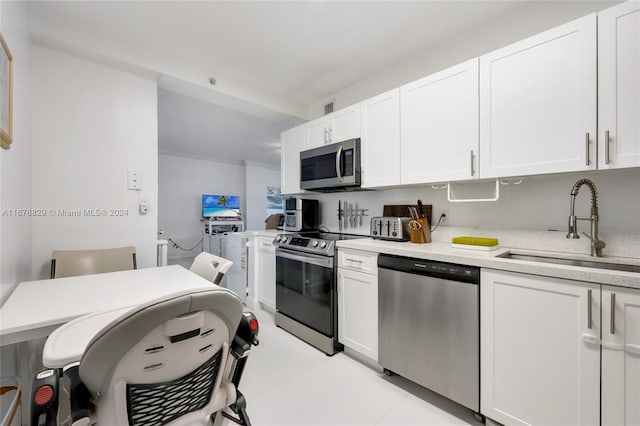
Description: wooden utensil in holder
xmin=409 ymin=218 xmax=432 ymax=244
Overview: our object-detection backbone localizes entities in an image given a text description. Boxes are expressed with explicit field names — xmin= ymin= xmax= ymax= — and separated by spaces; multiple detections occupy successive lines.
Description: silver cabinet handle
xmin=328 ymin=127 xmax=333 ymax=143
xmin=610 ymin=292 xmax=616 ymax=335
xmin=585 ymin=133 xmax=590 ymax=166
xmin=324 ymin=128 xmax=328 ymax=144
xmin=470 ymin=150 xmax=475 ymax=176
xmin=587 ymin=288 xmax=592 ymax=329
xmin=605 ymin=130 xmax=611 ymax=165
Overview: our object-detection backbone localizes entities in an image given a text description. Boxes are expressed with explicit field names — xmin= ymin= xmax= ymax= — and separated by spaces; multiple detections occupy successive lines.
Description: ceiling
xmin=158 ymin=88 xmax=297 ymax=167
xmin=27 ymin=1 xmax=538 ymax=167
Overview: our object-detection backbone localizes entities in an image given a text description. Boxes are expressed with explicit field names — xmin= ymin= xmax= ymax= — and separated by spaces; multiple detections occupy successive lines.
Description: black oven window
xmin=276 ymin=256 xmax=333 ymax=336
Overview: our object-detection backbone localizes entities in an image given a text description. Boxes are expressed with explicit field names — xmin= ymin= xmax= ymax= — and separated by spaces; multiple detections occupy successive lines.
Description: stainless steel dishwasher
xmin=378 ymin=254 xmax=480 ymax=414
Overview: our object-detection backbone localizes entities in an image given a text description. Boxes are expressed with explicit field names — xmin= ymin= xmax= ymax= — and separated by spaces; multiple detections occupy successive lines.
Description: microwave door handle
xmin=335 ymin=145 xmax=343 ymax=180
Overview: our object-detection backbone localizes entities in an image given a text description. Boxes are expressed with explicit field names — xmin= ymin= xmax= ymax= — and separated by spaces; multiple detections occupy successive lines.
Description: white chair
xmin=190 ymin=253 xmax=233 ymax=285
xmin=51 ymin=246 xmax=137 ymax=278
xmin=30 ymin=288 xmax=260 ymax=426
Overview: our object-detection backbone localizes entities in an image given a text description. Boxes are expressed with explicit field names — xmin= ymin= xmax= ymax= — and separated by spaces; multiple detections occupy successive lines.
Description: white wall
xmin=303 ymin=169 xmax=640 ymax=258
xmin=245 ymin=163 xmax=281 ymax=231
xmin=1 ymin=1 xmax=32 ymax=305
xmin=158 ymin=154 xmax=245 ymax=260
xmin=31 ymin=45 xmax=158 ymax=279
xmin=309 ymin=1 xmax=618 ymax=118
xmin=0 ymin=0 xmax=31 ymax=382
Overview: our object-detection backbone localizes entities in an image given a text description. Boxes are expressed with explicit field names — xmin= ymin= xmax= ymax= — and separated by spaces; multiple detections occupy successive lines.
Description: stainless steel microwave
xmin=300 ymin=138 xmax=361 ymax=191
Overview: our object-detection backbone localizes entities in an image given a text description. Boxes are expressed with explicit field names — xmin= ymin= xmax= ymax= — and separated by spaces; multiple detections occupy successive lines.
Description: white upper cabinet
xmin=361 ymin=89 xmax=401 ymax=188
xmin=332 ymin=104 xmax=361 ymax=142
xmin=306 ymin=117 xmax=333 ymax=148
xmin=280 ymin=125 xmax=306 ymax=195
xmin=306 ymin=104 xmax=361 ymax=148
xmin=400 ymin=59 xmax=479 ymax=184
xmin=479 ymin=14 xmax=597 ymax=178
xmin=598 ymin=1 xmax=640 ymax=170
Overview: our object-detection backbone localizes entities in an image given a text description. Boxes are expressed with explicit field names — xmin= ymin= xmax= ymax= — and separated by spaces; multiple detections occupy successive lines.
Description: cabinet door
xmin=307 ymin=117 xmax=331 ymax=148
xmin=479 ymin=14 xmax=597 ymax=178
xmin=337 ymin=268 xmax=378 ymax=361
xmin=601 ymin=285 xmax=640 ymax=426
xmin=361 ymin=89 xmax=401 ymax=188
xmin=598 ymin=2 xmax=640 ymax=170
xmin=331 ymin=104 xmax=361 ymax=143
xmin=257 ymin=240 xmax=276 ymax=310
xmin=281 ymin=126 xmax=305 ymax=195
xmin=401 ymin=59 xmax=479 ymax=184
xmin=480 ymin=270 xmax=600 ymax=426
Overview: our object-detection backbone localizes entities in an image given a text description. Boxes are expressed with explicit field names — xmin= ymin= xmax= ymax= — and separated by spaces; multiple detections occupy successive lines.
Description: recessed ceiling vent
xmin=324 ymin=102 xmax=334 ymax=115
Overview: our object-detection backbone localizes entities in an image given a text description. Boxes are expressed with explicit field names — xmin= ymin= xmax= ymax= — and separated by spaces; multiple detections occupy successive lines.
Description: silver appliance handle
xmin=276 ymin=249 xmax=333 ymax=268
xmin=336 ymin=145 xmax=343 ymax=179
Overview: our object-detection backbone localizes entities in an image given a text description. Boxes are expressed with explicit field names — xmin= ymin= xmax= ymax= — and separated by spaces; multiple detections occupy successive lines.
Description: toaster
xmin=370 ymin=217 xmax=411 ymax=241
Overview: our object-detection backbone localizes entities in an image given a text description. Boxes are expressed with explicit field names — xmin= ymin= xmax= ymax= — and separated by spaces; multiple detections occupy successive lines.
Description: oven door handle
xmin=276 ymin=249 xmax=334 ymax=268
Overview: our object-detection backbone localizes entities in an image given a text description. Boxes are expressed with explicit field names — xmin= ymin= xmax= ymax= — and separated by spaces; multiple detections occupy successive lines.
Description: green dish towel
xmin=451 ymin=236 xmax=499 ymax=247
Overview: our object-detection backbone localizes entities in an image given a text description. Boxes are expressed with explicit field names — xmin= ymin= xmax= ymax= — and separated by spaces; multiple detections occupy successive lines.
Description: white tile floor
xmin=236 ymin=308 xmax=484 ymax=426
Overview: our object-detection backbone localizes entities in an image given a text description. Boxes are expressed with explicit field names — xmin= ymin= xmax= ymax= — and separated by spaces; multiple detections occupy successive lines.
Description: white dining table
xmin=0 ymin=265 xmax=214 ymax=347
xmin=0 ymin=265 xmax=216 ymax=425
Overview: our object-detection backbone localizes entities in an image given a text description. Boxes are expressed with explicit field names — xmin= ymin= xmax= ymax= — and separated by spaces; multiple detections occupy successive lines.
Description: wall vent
xmin=324 ymin=102 xmax=334 ymax=115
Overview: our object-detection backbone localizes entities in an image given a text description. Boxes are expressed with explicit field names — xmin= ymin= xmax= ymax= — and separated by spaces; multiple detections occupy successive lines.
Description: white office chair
xmin=30 ymin=288 xmax=259 ymax=426
xmin=190 ymin=253 xmax=233 ymax=285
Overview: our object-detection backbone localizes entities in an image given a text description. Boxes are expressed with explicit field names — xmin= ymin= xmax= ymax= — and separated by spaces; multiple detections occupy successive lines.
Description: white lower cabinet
xmin=255 ymin=236 xmax=276 ymax=311
xmin=601 ymin=285 xmax=640 ymax=426
xmin=481 ymin=269 xmax=600 ymax=425
xmin=337 ymin=249 xmax=378 ymax=361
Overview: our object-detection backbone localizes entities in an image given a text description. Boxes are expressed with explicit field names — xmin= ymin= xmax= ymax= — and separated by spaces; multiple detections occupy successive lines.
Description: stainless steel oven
xmin=273 ymin=232 xmax=362 ymax=355
xmin=300 ymin=139 xmax=361 ymax=191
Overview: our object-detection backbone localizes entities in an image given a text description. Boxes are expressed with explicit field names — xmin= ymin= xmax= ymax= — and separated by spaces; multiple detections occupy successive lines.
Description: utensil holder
xmin=409 ymin=218 xmax=432 ymax=244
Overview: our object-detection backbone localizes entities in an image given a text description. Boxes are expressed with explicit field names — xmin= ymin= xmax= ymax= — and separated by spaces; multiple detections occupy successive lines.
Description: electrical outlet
xmin=440 ymin=209 xmax=449 ymax=224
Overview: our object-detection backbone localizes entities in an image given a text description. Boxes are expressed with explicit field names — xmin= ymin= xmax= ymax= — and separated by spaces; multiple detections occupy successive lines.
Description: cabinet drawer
xmin=257 ymin=236 xmax=275 ymax=252
xmin=338 ymin=249 xmax=378 ymax=274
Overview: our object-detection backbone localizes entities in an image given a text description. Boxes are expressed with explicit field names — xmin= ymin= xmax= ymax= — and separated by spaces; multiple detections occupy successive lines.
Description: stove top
xmin=273 ymin=231 xmax=366 ymax=256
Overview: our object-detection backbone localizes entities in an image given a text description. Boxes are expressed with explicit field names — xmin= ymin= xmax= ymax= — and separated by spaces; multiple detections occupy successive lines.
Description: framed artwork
xmin=1 ymin=32 xmax=13 ymax=150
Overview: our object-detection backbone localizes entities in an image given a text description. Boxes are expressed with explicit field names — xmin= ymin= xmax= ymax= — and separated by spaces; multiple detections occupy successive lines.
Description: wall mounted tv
xmin=202 ymin=195 xmax=241 ymax=219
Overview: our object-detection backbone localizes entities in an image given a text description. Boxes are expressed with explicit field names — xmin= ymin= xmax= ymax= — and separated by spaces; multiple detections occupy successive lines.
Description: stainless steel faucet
xmin=566 ymin=178 xmax=606 ymax=257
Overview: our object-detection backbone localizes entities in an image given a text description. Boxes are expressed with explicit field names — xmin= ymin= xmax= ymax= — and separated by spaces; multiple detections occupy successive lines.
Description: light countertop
xmin=336 ymin=239 xmax=640 ymax=289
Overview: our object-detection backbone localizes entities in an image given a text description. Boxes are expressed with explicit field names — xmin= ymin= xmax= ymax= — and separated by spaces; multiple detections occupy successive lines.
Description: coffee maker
xmin=283 ymin=198 xmax=319 ymax=232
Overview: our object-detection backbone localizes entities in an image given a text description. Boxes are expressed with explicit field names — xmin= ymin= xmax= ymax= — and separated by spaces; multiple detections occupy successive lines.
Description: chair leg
xmin=220 ymin=391 xmax=251 ymax=426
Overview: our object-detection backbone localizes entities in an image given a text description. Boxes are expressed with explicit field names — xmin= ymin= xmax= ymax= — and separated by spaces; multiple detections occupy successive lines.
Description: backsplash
xmin=300 ymin=169 xmax=640 ymax=259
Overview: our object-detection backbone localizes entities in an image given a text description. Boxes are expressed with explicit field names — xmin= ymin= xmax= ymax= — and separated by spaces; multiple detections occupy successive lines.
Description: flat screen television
xmin=202 ymin=195 xmax=241 ymax=219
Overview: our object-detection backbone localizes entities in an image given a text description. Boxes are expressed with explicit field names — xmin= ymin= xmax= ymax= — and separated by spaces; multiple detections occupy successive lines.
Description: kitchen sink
xmin=498 ymin=252 xmax=640 ymax=274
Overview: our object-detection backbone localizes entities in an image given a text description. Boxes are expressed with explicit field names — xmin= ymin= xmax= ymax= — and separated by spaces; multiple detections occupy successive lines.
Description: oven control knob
xmin=319 ymin=241 xmax=327 ymax=249
xmin=275 ymin=236 xmax=282 ymax=243
xmin=311 ymin=240 xmax=319 ymax=247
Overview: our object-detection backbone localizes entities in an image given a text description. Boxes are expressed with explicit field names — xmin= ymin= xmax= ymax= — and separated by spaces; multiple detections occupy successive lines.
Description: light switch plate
xmin=128 ymin=171 xmax=141 ymax=190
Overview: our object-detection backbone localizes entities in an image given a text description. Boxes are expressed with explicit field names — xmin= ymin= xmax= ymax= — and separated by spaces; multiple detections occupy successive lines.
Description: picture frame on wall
xmin=1 ymin=32 xmax=14 ymax=150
